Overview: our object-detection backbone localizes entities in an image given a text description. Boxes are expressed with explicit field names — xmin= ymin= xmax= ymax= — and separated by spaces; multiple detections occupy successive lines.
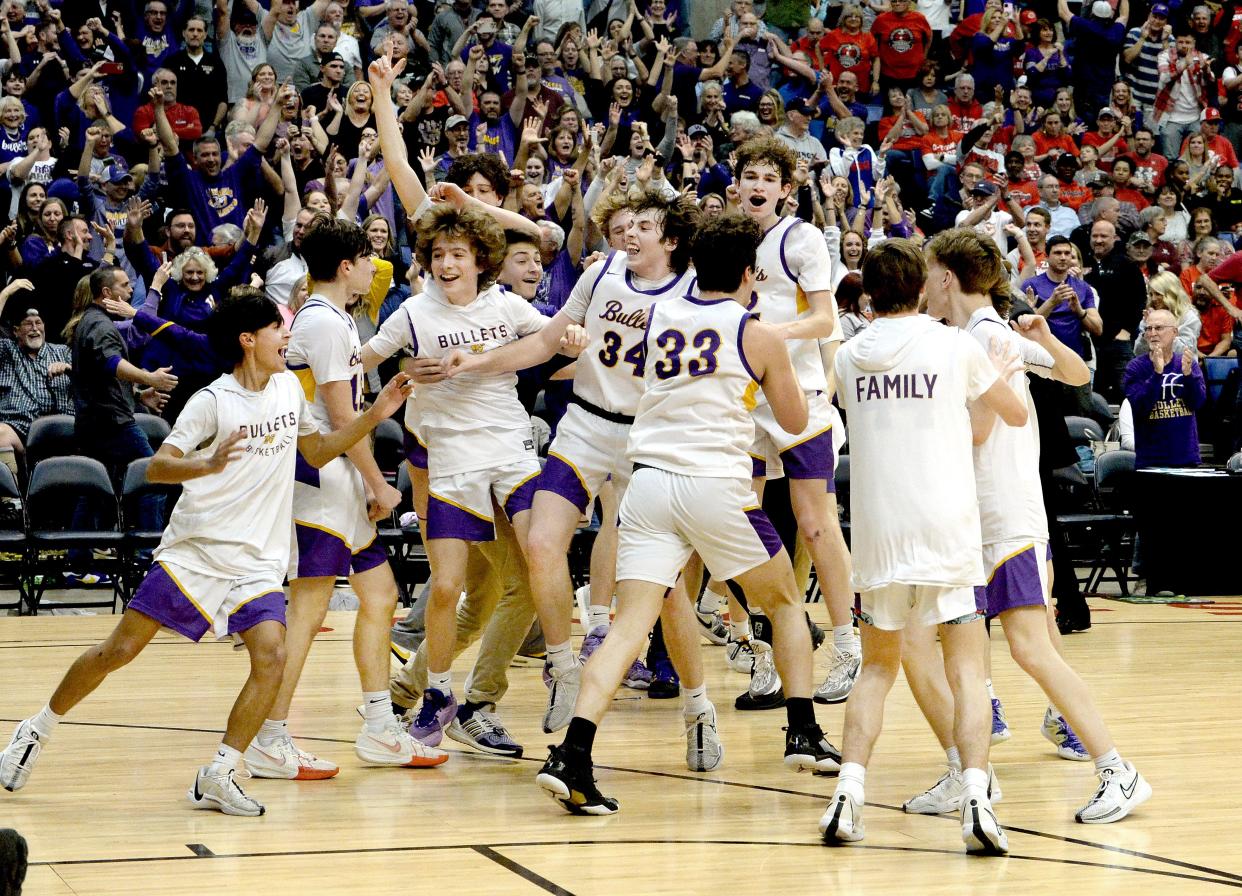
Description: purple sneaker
xmin=579 ymin=625 xmax=609 ymax=662
xmin=622 ymin=657 xmax=653 ymax=690
xmin=408 ymin=687 xmax=457 ymax=747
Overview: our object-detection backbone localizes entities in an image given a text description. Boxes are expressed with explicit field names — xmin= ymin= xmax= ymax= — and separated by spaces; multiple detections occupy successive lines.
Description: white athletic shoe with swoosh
xmin=1075 ymin=761 xmax=1151 ymax=823
xmin=187 ymin=767 xmax=265 ymax=816
xmin=355 ymin=721 xmax=448 ymax=767
xmin=244 ymin=733 xmax=340 ymax=780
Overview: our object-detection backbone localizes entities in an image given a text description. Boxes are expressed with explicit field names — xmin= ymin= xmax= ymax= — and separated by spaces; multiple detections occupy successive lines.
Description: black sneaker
xmin=784 ymin=723 xmax=842 ymax=774
xmin=648 ymin=656 xmax=679 ymax=699
xmin=536 ymin=745 xmax=619 ymax=816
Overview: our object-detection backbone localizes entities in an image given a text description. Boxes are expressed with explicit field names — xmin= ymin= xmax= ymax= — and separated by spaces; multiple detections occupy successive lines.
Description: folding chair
xmin=119 ymin=457 xmax=180 ymax=604
xmin=374 ymin=417 xmax=404 ymax=483
xmin=24 ymin=456 xmax=125 ymax=614
xmin=1057 ymin=450 xmax=1136 ymax=596
xmin=135 ymin=414 xmax=172 ymax=452
xmin=24 ymin=414 xmax=76 ymax=472
xmin=0 ymin=464 xmax=27 ymax=612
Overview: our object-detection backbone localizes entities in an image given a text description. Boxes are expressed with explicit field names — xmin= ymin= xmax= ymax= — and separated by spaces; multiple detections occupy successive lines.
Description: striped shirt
xmin=1122 ymin=27 xmax=1171 ymax=107
xmin=0 ymin=339 xmax=74 ymax=440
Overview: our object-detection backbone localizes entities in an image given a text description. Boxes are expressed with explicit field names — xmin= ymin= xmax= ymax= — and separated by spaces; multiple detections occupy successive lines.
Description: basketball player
xmin=733 ymin=137 xmax=859 ymax=709
xmin=823 ymin=239 xmax=1027 ymax=854
xmin=534 ymin=214 xmax=844 ymax=813
xmin=900 ymin=229 xmax=1151 ymax=825
xmin=0 ymin=290 xmax=419 ymax=814
xmin=442 ymin=192 xmax=705 ymax=736
xmin=242 ymin=218 xmax=447 ymax=780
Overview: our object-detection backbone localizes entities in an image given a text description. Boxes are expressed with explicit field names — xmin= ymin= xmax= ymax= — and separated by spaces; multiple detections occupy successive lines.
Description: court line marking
xmin=6 ymin=716 xmax=1238 ymax=887
xmin=472 ymin=845 xmax=576 ymax=895
xmin=25 ymin=838 xmax=1242 ymax=890
xmin=186 ymin=843 xmax=214 ymax=858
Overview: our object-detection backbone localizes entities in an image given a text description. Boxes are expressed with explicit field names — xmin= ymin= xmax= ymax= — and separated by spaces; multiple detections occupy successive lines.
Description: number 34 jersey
xmin=627 ymin=293 xmax=759 ymax=481
xmin=561 ymin=251 xmax=698 ymax=417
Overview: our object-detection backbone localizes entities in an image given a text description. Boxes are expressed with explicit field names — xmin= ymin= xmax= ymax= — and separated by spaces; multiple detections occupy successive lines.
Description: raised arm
xmin=369 ymin=49 xmax=428 ymax=213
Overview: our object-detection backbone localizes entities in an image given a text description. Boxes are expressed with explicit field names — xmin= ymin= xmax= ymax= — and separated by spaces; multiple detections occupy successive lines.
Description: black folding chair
xmin=135 ymin=414 xmax=172 ymax=452
xmin=374 ymin=417 xmax=404 ymax=483
xmin=0 ymin=465 xmax=27 ymax=612
xmin=24 ymin=414 xmax=77 ymax=472
xmin=1057 ymin=450 xmax=1137 ymax=596
xmin=120 ymin=457 xmax=180 ymax=604
xmin=24 ymin=456 xmax=125 ymax=614
xmin=377 ymin=464 xmax=428 ymax=605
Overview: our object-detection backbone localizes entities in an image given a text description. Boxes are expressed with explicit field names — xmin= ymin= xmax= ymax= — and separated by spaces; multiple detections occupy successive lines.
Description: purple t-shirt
xmin=1022 ymin=272 xmax=1096 ymax=359
xmin=1123 ymin=352 xmax=1206 ymax=469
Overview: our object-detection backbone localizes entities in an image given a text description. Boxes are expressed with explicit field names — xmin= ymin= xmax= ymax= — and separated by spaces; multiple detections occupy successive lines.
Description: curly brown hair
xmin=627 ymin=190 xmax=702 ymax=275
xmin=414 ymin=205 xmax=508 ymax=288
xmin=735 ymin=136 xmax=798 ymax=187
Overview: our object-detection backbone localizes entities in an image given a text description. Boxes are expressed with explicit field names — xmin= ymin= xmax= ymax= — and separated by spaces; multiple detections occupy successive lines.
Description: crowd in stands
xmin=0 ymin=0 xmax=1240 ymax=496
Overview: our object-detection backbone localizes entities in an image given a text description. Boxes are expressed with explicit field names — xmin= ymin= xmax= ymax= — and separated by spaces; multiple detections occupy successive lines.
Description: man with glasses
xmin=133 ymin=69 xmax=203 ymax=142
xmin=0 ymin=293 xmax=74 ymax=480
xmin=1124 ymin=307 xmax=1205 ymax=469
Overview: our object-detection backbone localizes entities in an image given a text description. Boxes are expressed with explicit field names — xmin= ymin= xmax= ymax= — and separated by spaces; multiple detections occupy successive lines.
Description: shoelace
xmin=1090 ymin=766 xmax=1117 ymax=801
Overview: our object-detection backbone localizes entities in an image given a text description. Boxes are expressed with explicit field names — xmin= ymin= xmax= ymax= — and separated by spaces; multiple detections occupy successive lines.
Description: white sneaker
xmin=1075 ymin=761 xmax=1151 ymax=824
xmin=725 ymin=636 xmax=755 ymax=673
xmin=355 ymin=721 xmax=448 ymax=768
xmin=813 ymin=646 xmax=861 ymax=704
xmin=187 ymin=767 xmax=264 ymax=816
xmin=542 ymin=661 xmax=581 ymax=734
xmin=961 ymin=791 xmax=1009 ymax=855
xmin=685 ymin=703 xmax=724 ymax=772
xmin=0 ymin=719 xmax=43 ymax=792
xmin=734 ymin=642 xmax=784 ymax=710
xmin=244 ymin=733 xmax=339 ymax=780
xmin=820 ymin=790 xmax=865 ymax=843
xmin=904 ymin=764 xmax=1002 ymax=814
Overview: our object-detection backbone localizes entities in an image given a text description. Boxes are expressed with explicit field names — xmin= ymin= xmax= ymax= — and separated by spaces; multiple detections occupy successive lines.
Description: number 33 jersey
xmin=627 ymin=293 xmax=759 ymax=481
xmin=561 ymin=251 xmax=698 ymax=417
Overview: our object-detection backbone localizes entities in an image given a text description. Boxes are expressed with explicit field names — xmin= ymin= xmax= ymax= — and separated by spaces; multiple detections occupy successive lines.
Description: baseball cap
xmin=1090 ymin=0 xmax=1113 ymax=16
xmin=1151 ymin=2 xmax=1169 ymax=15
xmin=969 ymin=180 xmax=998 ymax=196
xmin=687 ymin=124 xmax=708 ymax=137
xmin=445 ymin=114 xmax=469 ymax=129
xmin=104 ymin=164 xmax=133 ymax=185
xmin=1087 ymin=172 xmax=1111 ymax=188
xmin=233 ymin=5 xmax=258 ymax=24
xmin=1098 ymin=107 xmax=1118 ymax=119
xmin=1202 ymin=107 xmax=1222 ymax=122
xmin=786 ymin=99 xmax=815 ymax=117
xmin=1020 ymin=9 xmax=1037 ymax=24
xmin=1127 ymin=230 xmax=1153 ymax=247
xmin=320 ymin=51 xmax=345 ymax=66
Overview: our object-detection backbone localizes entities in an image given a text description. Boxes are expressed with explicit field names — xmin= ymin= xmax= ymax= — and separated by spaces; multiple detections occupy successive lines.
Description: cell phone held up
xmin=98 ymin=61 xmax=124 ymax=76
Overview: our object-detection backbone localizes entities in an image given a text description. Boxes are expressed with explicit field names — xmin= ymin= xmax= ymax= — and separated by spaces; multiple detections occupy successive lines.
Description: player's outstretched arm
xmin=745 ymin=316 xmax=808 ymax=435
xmin=429 ymin=182 xmax=543 ymax=241
xmin=1010 ymin=313 xmax=1090 ymax=386
xmin=441 ymin=312 xmax=584 ymax=377
xmin=298 ymin=373 xmax=414 ymax=468
xmin=147 ymin=430 xmax=246 ymax=484
xmin=369 ymin=50 xmax=428 ymax=214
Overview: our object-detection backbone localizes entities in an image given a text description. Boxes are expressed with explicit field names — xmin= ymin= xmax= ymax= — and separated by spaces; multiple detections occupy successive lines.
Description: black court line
xmin=186 ymin=843 xmax=214 ymax=857
xmin=26 ymin=838 xmax=1242 ymax=890
xmin=4 ymin=724 xmax=1239 ymax=887
xmin=472 ymin=845 xmax=576 ymax=895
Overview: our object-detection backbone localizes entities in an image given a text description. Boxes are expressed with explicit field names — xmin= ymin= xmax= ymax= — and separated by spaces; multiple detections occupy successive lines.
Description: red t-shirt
xmin=878 ymin=111 xmax=929 ymax=151
xmin=1131 ymin=153 xmax=1168 ymax=194
xmin=1059 ymin=179 xmax=1091 ymax=210
xmin=820 ymin=30 xmax=878 ymax=83
xmin=921 ymin=128 xmax=962 ymax=158
xmin=1033 ymin=131 xmax=1078 ymax=158
xmin=1081 ymin=130 xmax=1122 ymax=168
xmin=1114 ymin=186 xmax=1150 ymax=210
xmin=947 ymin=98 xmax=983 ymax=132
xmin=871 ymin=11 xmax=932 ymax=81
xmin=1010 ymin=180 xmax=1041 ymax=208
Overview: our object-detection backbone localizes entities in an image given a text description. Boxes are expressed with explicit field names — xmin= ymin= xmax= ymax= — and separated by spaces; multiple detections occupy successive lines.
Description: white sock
xmin=985 ymin=679 xmax=997 ymax=700
xmin=1093 ymin=747 xmax=1124 ymax=772
xmin=696 ymin=588 xmax=722 ymax=613
xmin=837 ymin=761 xmax=866 ymax=801
xmin=681 ymin=683 xmax=710 ymax=717
xmin=728 ymin=617 xmax=751 ymax=640
xmin=257 ymin=718 xmax=287 ymax=744
xmin=362 ymin=690 xmax=393 ymax=732
xmin=587 ymin=605 xmax=611 ymax=633
xmin=547 ymin=640 xmax=576 ymax=672
xmin=962 ymin=766 xmax=989 ymax=797
xmin=426 ymin=669 xmax=452 ymax=695
xmin=833 ymin=624 xmax=858 ymax=651
xmin=30 ymin=705 xmax=62 ymax=739
xmin=946 ymin=745 xmax=961 ymax=771
xmin=207 ymin=743 xmax=241 ymax=776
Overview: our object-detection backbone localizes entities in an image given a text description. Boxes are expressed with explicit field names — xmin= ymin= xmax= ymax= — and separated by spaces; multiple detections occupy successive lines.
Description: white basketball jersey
xmin=155 ymin=371 xmax=317 ymax=579
xmin=561 ymin=251 xmax=699 ymax=417
xmin=406 ymin=281 xmax=547 ymax=477
xmin=627 ymin=294 xmax=759 ymax=480
xmin=835 ymin=314 xmax=998 ymax=590
xmin=752 ymin=216 xmax=836 ymax=395
xmin=368 ymin=295 xmax=423 ymax=442
xmin=285 ymin=296 xmax=364 ymax=435
xmin=967 ymin=306 xmax=1055 ymax=545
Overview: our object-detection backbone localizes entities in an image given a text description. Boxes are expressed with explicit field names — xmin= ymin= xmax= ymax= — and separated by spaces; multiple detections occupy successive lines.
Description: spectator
xmin=133 ymin=68 xmax=203 ymax=143
xmin=29 ymin=216 xmax=107 ymax=341
xmin=1129 ymin=126 xmax=1168 ymax=196
xmin=1153 ymin=31 xmax=1214 ymax=160
xmin=1008 ymin=204 xmax=1049 ymax=284
xmin=1133 ymin=271 xmax=1200 ymax=356
xmin=132 ymin=0 xmax=193 ymax=79
xmin=0 ymin=285 xmax=74 ymax=476
xmin=969 ymin=6 xmax=1022 ymax=99
xmin=871 ymin=0 xmax=932 ymax=92
xmin=430 ymin=0 xmax=477 ymax=65
xmin=1123 ymin=306 xmax=1205 ymax=468
xmin=947 ymin=73 xmax=983 ymax=132
xmin=1057 ymin=0 xmax=1128 ymax=116
xmin=723 ymin=47 xmax=764 ymax=114
xmin=775 ymin=99 xmax=825 ymax=164
xmin=1024 ymin=18 xmax=1070 ymax=109
xmin=215 ymin=0 xmax=266 ymax=106
xmin=834 ymin=271 xmax=870 ymax=339
xmin=1138 ymin=205 xmax=1182 ymax=272
xmin=263 ymin=0 xmax=332 ymax=83
xmin=955 ymin=179 xmax=1023 ymax=255
xmin=166 ymin=16 xmax=228 ymax=137
xmin=1086 ymin=218 xmax=1148 ymax=401
xmin=292 ymin=26 xmax=356 ymax=94
xmin=822 ymin=6 xmax=879 ymax=94
xmin=1035 ymin=173 xmax=1081 ymax=237
xmin=1202 ymin=165 xmax=1242 ymax=234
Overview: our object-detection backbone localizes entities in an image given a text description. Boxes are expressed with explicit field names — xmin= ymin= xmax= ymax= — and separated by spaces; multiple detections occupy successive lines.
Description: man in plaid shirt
xmin=0 ymin=292 xmax=75 ymax=474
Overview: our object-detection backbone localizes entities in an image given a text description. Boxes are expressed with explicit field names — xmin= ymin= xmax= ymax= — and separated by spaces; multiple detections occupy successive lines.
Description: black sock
xmin=786 ymin=696 xmax=816 ymax=730
xmin=563 ymin=717 xmax=597 ymax=756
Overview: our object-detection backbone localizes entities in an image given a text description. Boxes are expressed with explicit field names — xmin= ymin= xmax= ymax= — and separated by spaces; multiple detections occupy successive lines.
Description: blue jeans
xmin=69 ymin=420 xmax=159 ymax=567
xmin=1160 ymin=118 xmax=1199 ymax=161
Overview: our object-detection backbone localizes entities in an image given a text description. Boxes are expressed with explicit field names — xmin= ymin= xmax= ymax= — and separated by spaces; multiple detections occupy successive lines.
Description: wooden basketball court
xmin=3 ymin=595 xmax=1239 ymax=895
